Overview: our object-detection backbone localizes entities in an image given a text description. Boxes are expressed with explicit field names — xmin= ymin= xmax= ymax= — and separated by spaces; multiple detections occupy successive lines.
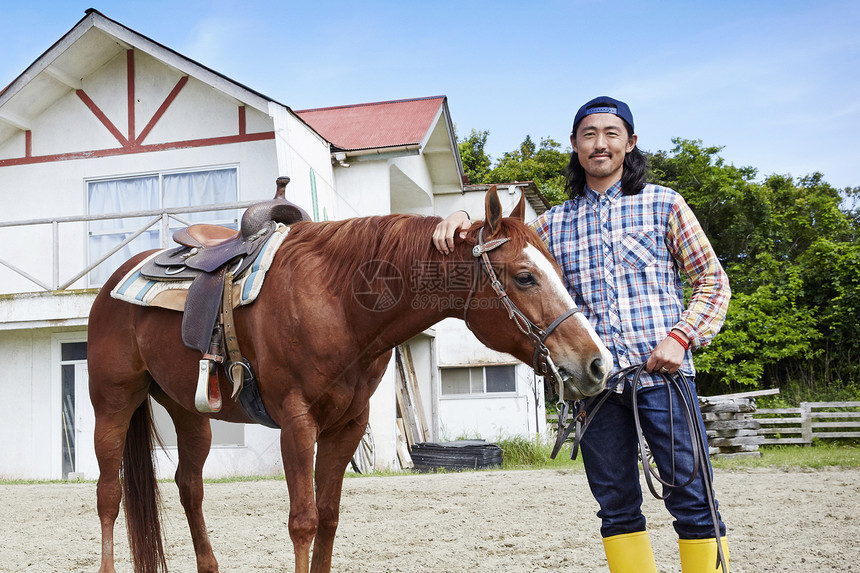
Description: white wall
xmin=0 ymin=48 xmax=332 ymax=300
xmin=154 ymin=423 xmax=285 ymax=481
xmin=331 ymin=160 xmax=392 ymax=218
xmin=429 ymin=186 xmax=547 ymax=442
xmin=0 ymin=328 xmax=87 ymax=479
xmin=434 ymin=186 xmax=540 ymax=223
xmin=405 ymin=334 xmax=438 ymax=442
xmin=0 ymin=45 xmax=296 ymax=298
xmin=278 ymin=109 xmax=335 ymax=220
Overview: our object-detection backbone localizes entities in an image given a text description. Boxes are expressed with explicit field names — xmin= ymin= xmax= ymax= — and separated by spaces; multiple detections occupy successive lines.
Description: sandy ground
xmin=1 ymin=467 xmax=858 ymax=572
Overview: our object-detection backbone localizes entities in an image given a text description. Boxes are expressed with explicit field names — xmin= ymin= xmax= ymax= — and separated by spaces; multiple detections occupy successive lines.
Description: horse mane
xmin=283 ymin=213 xmax=551 ymax=300
xmin=284 ymin=214 xmax=441 ymax=298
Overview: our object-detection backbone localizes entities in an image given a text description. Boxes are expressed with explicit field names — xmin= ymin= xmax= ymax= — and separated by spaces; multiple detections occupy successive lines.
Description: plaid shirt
xmin=530 ymin=181 xmax=730 ymax=388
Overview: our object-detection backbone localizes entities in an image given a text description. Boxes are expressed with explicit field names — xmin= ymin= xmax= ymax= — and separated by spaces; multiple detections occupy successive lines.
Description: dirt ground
xmin=1 ymin=467 xmax=857 ymax=572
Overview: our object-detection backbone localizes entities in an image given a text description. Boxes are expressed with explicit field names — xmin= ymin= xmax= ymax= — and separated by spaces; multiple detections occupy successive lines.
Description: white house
xmin=0 ymin=9 xmax=550 ymax=480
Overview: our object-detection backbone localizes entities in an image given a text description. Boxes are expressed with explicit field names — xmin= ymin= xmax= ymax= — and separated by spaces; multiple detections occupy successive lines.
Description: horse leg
xmin=154 ymin=391 xmax=219 ymax=572
xmin=92 ymin=386 xmax=151 ymax=573
xmin=94 ymin=411 xmax=134 ymax=573
xmin=309 ymin=412 xmax=370 ymax=573
xmin=279 ymin=408 xmax=321 ymax=573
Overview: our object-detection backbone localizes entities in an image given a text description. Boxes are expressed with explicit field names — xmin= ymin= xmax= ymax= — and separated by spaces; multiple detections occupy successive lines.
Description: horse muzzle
xmin=551 ymin=353 xmax=610 ymax=401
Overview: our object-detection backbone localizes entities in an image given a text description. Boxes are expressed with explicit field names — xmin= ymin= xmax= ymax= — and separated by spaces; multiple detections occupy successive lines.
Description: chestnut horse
xmin=87 ymin=187 xmax=611 ymax=573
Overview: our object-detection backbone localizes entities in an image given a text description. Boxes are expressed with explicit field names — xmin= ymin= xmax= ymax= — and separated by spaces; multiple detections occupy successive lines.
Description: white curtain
xmin=163 ymin=168 xmax=237 ymax=226
xmin=88 ymin=176 xmax=159 ymax=284
xmin=88 ymin=168 xmax=238 ymax=285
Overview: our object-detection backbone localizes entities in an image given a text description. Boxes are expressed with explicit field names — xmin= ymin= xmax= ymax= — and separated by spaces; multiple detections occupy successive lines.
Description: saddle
xmin=141 ymin=177 xmax=309 ymax=352
xmin=140 ymin=177 xmax=310 ymax=414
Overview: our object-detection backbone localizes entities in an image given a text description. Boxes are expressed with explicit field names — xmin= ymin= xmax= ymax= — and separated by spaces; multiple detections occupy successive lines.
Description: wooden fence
xmin=755 ymin=401 xmax=860 ymax=445
xmin=548 ymin=395 xmax=860 ymax=457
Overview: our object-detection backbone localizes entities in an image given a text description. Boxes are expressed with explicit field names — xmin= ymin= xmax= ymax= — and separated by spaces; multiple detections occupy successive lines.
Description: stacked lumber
xmin=394 ymin=344 xmax=504 ymax=472
xmin=394 ymin=345 xmax=429 ymax=470
xmin=700 ymin=395 xmax=763 ymax=459
xmin=410 ymin=440 xmax=503 ymax=473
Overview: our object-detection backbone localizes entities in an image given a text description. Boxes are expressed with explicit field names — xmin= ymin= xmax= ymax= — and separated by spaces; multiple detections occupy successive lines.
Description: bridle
xmin=464 ymin=227 xmax=582 ymax=398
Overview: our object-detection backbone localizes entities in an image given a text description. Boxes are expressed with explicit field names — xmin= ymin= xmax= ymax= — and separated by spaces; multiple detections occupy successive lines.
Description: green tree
xmin=797 ymin=239 xmax=860 ymax=388
xmin=648 ymin=139 xmax=771 ymax=272
xmin=765 ymin=173 xmax=854 ymax=261
xmin=650 ymin=139 xmax=858 ymax=395
xmin=695 ymin=262 xmax=820 ymax=393
xmin=457 ymin=128 xmax=492 ymax=185
xmin=489 ymin=136 xmax=570 ymax=205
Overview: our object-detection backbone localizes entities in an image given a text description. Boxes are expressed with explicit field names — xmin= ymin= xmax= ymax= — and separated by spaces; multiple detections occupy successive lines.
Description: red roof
xmin=295 ymin=96 xmax=445 ymax=152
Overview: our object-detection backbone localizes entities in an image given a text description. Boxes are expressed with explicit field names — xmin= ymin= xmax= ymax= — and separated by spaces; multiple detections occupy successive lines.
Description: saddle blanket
xmin=111 ymin=224 xmax=289 ymax=311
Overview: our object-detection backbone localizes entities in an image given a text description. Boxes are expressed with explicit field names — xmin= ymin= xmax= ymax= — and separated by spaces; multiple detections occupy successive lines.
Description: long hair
xmin=563 ymin=122 xmax=648 ymax=199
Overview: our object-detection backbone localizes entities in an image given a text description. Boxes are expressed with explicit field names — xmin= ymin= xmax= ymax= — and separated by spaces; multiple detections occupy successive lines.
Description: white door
xmin=74 ymin=363 xmax=99 ymax=479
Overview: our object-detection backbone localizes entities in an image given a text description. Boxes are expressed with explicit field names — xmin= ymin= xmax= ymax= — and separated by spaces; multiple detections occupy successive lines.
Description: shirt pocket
xmin=620 ymin=231 xmax=658 ymax=269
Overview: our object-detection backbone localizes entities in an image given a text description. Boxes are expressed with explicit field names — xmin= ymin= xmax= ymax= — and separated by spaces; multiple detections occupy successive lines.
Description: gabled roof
xmin=295 ymin=96 xmax=446 ymax=152
xmin=0 ymin=9 xmax=320 ymax=144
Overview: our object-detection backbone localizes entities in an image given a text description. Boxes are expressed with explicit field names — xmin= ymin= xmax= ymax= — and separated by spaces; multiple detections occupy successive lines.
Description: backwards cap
xmin=572 ymin=96 xmax=634 ymax=134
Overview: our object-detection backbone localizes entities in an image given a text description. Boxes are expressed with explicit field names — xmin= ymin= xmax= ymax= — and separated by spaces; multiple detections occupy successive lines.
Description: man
xmin=433 ymin=96 xmax=731 ymax=572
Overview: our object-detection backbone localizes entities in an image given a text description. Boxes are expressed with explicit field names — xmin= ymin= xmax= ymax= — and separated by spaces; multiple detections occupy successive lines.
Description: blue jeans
xmin=579 ymin=377 xmax=726 ymax=539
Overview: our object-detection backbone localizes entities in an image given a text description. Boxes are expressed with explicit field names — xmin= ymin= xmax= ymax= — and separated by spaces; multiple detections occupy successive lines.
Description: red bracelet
xmin=668 ymin=331 xmax=690 ymax=350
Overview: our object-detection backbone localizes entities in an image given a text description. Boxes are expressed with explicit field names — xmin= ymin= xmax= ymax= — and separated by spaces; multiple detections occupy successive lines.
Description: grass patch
xmin=2 ymin=443 xmax=857 ymax=485
xmin=497 ymin=435 xmax=585 ymax=471
xmin=494 ymin=438 xmax=860 ymax=473
xmin=203 ymin=474 xmax=284 ymax=484
xmin=711 ymin=443 xmax=860 ymax=471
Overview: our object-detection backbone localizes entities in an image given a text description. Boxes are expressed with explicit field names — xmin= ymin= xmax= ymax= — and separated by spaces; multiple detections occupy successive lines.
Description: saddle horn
xmin=275 ymin=176 xmax=290 ymax=199
xmin=241 ymin=177 xmax=311 ymax=237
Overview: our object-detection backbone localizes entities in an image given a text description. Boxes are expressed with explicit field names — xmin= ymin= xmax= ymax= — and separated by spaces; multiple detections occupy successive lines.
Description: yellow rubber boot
xmin=678 ymin=537 xmax=730 ymax=572
xmin=602 ymin=531 xmax=657 ymax=573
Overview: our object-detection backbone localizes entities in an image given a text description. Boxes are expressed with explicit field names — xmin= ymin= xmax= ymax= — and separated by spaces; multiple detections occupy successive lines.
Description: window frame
xmin=51 ymin=332 xmax=89 ymax=479
xmin=439 ymin=363 xmax=519 ymax=398
xmin=84 ymin=164 xmax=240 ymax=286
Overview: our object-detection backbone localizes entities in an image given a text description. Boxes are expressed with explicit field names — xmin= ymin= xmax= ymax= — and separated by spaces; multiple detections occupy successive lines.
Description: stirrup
xmin=226 ymin=360 xmax=247 ymax=400
xmin=194 ymin=358 xmax=223 ymax=413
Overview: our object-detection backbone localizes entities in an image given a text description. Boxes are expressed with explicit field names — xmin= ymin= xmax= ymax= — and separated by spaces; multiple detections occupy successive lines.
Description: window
xmin=440 ymin=365 xmax=516 ymax=396
xmin=87 ymin=167 xmax=238 ymax=284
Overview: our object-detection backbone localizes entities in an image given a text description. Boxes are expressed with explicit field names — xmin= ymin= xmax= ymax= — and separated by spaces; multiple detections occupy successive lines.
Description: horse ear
xmin=483 ymin=185 xmax=503 ymax=238
xmin=509 ymin=189 xmax=526 ymax=222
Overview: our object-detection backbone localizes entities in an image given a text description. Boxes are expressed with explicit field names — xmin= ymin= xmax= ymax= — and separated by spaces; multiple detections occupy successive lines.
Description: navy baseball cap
xmin=572 ymin=96 xmax=634 ymax=134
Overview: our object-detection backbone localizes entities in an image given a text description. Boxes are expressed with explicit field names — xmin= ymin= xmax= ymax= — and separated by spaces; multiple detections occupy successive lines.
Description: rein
xmin=464 ymin=228 xmax=581 ymax=394
xmin=553 ymin=364 xmax=727 ymax=573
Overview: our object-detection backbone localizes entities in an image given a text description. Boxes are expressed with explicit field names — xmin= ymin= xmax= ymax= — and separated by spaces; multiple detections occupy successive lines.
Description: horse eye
xmin=515 ymin=273 xmax=537 ymax=286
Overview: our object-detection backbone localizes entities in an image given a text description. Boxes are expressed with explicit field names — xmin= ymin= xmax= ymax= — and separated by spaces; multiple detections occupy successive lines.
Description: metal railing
xmin=0 ymin=201 xmax=258 ymax=292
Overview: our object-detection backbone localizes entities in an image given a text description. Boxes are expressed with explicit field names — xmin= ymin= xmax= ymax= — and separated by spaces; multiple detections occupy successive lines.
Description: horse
xmin=87 ymin=186 xmax=612 ymax=573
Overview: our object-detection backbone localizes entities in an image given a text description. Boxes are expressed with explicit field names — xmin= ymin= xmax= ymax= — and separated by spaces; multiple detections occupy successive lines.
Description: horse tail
xmin=122 ymin=398 xmax=168 ymax=573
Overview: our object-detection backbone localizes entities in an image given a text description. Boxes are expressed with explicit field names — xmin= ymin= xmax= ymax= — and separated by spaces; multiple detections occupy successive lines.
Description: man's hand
xmin=432 ymin=211 xmax=471 ymax=255
xmin=645 ymin=330 xmax=689 ymax=374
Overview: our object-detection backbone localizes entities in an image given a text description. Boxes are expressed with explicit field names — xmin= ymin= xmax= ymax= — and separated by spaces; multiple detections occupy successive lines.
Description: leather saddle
xmin=140 ymin=177 xmax=310 ymax=354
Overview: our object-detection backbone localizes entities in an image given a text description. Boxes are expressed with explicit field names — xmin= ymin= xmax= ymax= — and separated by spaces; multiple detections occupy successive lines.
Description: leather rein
xmin=464 ymin=227 xmax=582 ymax=395
xmin=553 ymin=364 xmax=728 ymax=573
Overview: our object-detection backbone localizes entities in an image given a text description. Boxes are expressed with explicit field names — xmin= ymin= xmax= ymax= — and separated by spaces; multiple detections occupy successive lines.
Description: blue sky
xmin=2 ymin=0 xmax=858 ymax=190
